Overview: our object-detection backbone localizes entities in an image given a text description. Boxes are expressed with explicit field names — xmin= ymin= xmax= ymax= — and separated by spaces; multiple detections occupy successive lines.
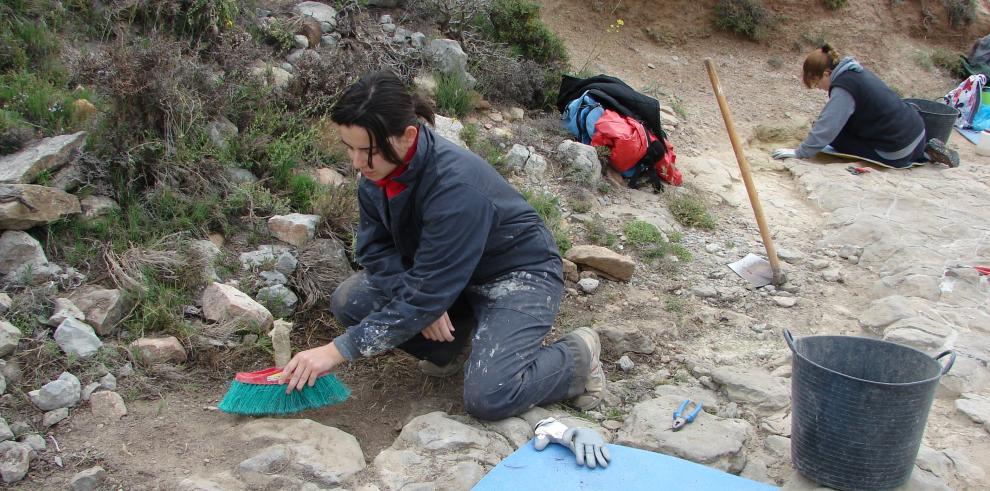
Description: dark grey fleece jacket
xmin=332 ymin=124 xmax=562 ymax=360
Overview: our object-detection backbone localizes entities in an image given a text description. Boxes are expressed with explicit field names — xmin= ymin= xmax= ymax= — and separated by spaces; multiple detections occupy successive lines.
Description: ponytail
xmin=802 ymin=43 xmax=842 ymax=88
xmin=820 ymin=43 xmax=840 ymax=70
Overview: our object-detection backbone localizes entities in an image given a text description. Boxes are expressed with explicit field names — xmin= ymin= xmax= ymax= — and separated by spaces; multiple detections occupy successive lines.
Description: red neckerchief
xmin=372 ymin=128 xmax=418 ymax=199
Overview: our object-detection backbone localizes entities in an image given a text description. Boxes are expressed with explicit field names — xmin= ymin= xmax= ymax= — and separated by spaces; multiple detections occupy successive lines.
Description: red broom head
xmin=233 ymin=367 xmax=331 ymax=385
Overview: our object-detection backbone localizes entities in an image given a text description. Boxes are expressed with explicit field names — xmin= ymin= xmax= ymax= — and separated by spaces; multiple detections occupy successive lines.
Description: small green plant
xmin=569 ymin=196 xmax=593 ymax=214
xmin=604 ymin=407 xmax=623 ymax=420
xmin=822 ymin=0 xmax=847 ymax=9
xmin=669 ymin=96 xmax=687 ymax=120
xmin=624 ymin=219 xmax=664 ymax=246
xmin=523 ymin=190 xmax=570 ymax=254
xmin=668 ymin=194 xmax=716 ymax=230
xmin=434 ymin=72 xmax=477 ymax=118
xmin=586 ymin=215 xmax=617 ymax=247
xmin=623 ymin=219 xmax=692 ymax=263
xmin=460 ymin=123 xmax=480 ymax=148
xmin=931 ymin=48 xmax=966 ymax=78
xmin=713 ymin=0 xmax=775 ymax=41
xmin=664 ymin=295 xmax=685 ymax=313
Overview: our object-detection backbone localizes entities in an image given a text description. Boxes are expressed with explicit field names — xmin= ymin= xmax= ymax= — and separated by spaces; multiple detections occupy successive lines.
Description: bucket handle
xmin=783 ymin=329 xmax=796 ymax=352
xmin=934 ymin=350 xmax=956 ymax=376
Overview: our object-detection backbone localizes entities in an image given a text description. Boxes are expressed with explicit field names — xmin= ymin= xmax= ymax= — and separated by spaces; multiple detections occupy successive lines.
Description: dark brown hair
xmin=330 ymin=71 xmax=435 ymax=167
xmin=802 ymin=44 xmax=841 ymax=88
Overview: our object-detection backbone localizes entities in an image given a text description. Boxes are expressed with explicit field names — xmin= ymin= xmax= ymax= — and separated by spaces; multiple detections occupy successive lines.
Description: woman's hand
xmin=421 ymin=311 xmax=455 ymax=342
xmin=281 ymin=343 xmax=346 ymax=394
xmin=772 ymin=148 xmax=797 ymax=160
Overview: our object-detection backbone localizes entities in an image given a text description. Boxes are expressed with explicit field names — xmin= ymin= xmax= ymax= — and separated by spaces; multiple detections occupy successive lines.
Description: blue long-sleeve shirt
xmin=332 ymin=125 xmax=562 ymax=360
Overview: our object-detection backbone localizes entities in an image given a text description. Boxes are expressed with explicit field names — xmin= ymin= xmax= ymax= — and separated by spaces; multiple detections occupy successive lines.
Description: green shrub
xmin=713 ymin=0 xmax=774 ymax=41
xmin=623 ymin=219 xmax=692 ymax=262
xmin=587 ymin=215 xmax=617 ymax=247
xmin=944 ymin=0 xmax=977 ymax=28
xmin=0 ymin=72 xmax=91 ymax=136
xmin=0 ymin=4 xmax=62 ymax=75
xmin=623 ymin=220 xmax=663 ymax=246
xmin=931 ymin=48 xmax=966 ymax=78
xmin=822 ymin=0 xmax=847 ymax=9
xmin=486 ymin=0 xmax=569 ymax=67
xmin=668 ymin=194 xmax=716 ymax=230
xmin=435 ymin=72 xmax=477 ymax=118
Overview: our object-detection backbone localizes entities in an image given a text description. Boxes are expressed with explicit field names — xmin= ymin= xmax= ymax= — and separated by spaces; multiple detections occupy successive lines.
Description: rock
xmin=942 ymin=449 xmax=985 ymax=481
xmin=810 ymin=259 xmax=830 ymax=270
xmin=249 ymin=64 xmax=293 ymax=91
xmin=176 ymin=472 xmax=244 ymax=491
xmin=938 ymin=355 xmax=989 ymax=397
xmin=773 ymin=296 xmax=797 ymax=308
xmin=69 ymin=466 xmax=107 ymax=491
xmin=78 ymin=195 xmax=118 ymax=220
xmin=413 ymin=74 xmax=438 ymax=98
xmin=293 ymin=2 xmax=337 ymax=29
xmin=0 ymin=441 xmax=31 ymax=483
xmin=117 ymin=362 xmax=134 ymax=378
xmin=718 ymin=402 xmax=740 ymax=419
xmin=821 ymin=269 xmax=843 ymax=282
xmin=18 ymin=434 xmax=44 ymax=453
xmin=427 ymin=39 xmax=476 ymax=89
xmin=578 ymin=277 xmax=600 ymax=293
xmin=901 ymin=468 xmax=953 ymax=491
xmin=89 ymin=391 xmax=127 ymax=420
xmin=129 ymin=337 xmax=187 ymax=364
xmin=597 ymin=323 xmax=656 ymax=354
xmin=556 ymin=140 xmax=602 ymax=184
xmin=601 ymin=420 xmax=623 ymax=431
xmin=268 ymin=213 xmax=319 ymax=247
xmin=562 ymin=259 xmax=579 ymax=283
xmin=776 ymin=248 xmax=804 ymax=264
xmin=0 ymin=293 xmax=9 ymax=314
xmin=259 ymin=270 xmax=287 ymax=287
xmin=0 ymin=420 xmax=10 ymax=442
xmin=0 ymin=231 xmax=49 ymax=278
xmin=293 ymin=33 xmax=309 ymax=49
xmin=81 ymin=382 xmax=100 ymax=401
xmin=857 ymin=295 xmax=930 ymax=333
xmin=47 ymin=298 xmax=85 ymax=326
xmin=54 ymin=318 xmax=102 ymax=358
xmin=68 ymin=286 xmax=131 ymax=335
xmin=51 ymin=163 xmax=84 ymax=192
xmin=239 ymin=245 xmax=292 ymax=270
xmin=618 ymin=355 xmax=635 ymax=371
xmin=565 ymin=245 xmax=635 ymax=281
xmin=483 ymin=417 xmax=532 ymax=450
xmin=202 ymin=282 xmax=274 ymax=330
xmin=690 ymin=284 xmax=717 ymax=298
xmin=764 ymin=435 xmax=791 ymax=459
xmin=955 ymin=393 xmax=990 ymax=431
xmin=257 ymin=285 xmax=298 ymax=319
xmin=188 ymin=239 xmax=221 ymax=282
xmin=616 ymin=393 xmax=751 ymax=473
xmin=239 ymin=418 xmax=365 ymax=486
xmin=432 ymin=115 xmax=467 ymax=149
xmin=710 ymin=367 xmax=789 ymax=414
xmin=883 ymin=327 xmax=947 ymax=351
xmin=275 ymin=251 xmax=298 ymax=276
xmin=505 ymin=107 xmax=525 ymax=122
xmin=837 ymin=244 xmax=863 ymax=259
xmin=28 ymin=372 xmax=80 ymax=411
xmin=314 ymin=168 xmax=346 ymax=187
xmin=226 ymin=167 xmax=257 ymax=185
xmin=0 ymin=184 xmax=81 ymax=230
xmin=0 ymin=131 xmax=86 ymax=184
xmin=504 ymin=144 xmax=547 ymax=182
xmin=206 ymin=116 xmax=238 ymax=149
xmin=717 ymin=286 xmax=746 ymax=302
xmin=42 ymin=408 xmax=68 ymax=428
xmin=374 ymin=412 xmax=512 ymax=490
xmin=915 ymin=445 xmax=953 ymax=478
xmin=705 ymin=243 xmax=721 ymax=253
xmin=98 ymin=373 xmax=116 ymax=391
xmin=0 ymin=322 xmax=21 ymax=358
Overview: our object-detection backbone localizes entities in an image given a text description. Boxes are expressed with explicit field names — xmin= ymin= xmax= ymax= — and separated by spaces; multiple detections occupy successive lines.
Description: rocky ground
xmin=1 ymin=0 xmax=989 ymax=490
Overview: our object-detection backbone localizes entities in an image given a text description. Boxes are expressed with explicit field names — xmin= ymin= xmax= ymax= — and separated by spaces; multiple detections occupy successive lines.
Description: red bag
xmin=591 ymin=110 xmax=681 ymax=187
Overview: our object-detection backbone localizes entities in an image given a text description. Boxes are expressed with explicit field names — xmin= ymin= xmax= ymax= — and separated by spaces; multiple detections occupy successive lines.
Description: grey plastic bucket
xmin=904 ymin=98 xmax=959 ymax=144
xmin=784 ymin=330 xmax=955 ymax=490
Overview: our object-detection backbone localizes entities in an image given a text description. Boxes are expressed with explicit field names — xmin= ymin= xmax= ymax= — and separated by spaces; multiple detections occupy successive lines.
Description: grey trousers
xmin=330 ymin=268 xmax=581 ymax=420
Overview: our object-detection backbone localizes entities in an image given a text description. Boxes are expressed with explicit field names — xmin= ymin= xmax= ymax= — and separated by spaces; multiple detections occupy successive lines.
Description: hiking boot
xmin=925 ymin=138 xmax=960 ymax=168
xmin=564 ymin=327 xmax=606 ymax=411
xmin=418 ymin=355 xmax=465 ymax=378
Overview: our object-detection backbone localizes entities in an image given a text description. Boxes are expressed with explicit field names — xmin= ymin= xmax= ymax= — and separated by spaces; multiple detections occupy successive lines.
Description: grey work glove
xmin=772 ymin=148 xmax=797 ymax=160
xmin=534 ymin=417 xmax=612 ymax=469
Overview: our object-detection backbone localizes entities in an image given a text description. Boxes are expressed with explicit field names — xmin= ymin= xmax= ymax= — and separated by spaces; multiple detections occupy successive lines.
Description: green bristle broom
xmin=218 ymin=367 xmax=350 ymax=416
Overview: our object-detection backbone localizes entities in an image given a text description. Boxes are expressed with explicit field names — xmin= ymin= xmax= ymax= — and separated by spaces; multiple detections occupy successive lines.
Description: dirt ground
xmin=9 ymin=0 xmax=989 ymax=489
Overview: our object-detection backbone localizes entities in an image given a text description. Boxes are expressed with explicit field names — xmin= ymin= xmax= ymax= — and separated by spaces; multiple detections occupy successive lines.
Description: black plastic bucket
xmin=904 ymin=98 xmax=959 ymax=145
xmin=784 ymin=330 xmax=954 ymax=490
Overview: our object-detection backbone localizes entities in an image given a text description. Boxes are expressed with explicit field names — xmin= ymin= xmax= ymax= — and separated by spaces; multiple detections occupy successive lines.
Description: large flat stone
xmin=54 ymin=318 xmax=102 ymax=357
xmin=0 ymin=231 xmax=48 ymax=276
xmin=238 ymin=418 xmax=365 ymax=486
xmin=565 ymin=245 xmax=635 ymax=281
xmin=129 ymin=337 xmax=187 ymax=364
xmin=709 ymin=367 xmax=790 ymax=414
xmin=268 ymin=213 xmax=319 ymax=247
xmin=27 ymin=372 xmax=80 ymax=411
xmin=0 ymin=132 xmax=86 ymax=184
xmin=68 ymin=286 xmax=131 ymax=335
xmin=201 ymin=282 xmax=274 ymax=330
xmin=615 ymin=393 xmax=751 ymax=473
xmin=0 ymin=184 xmax=80 ymax=230
xmin=597 ymin=323 xmax=656 ymax=354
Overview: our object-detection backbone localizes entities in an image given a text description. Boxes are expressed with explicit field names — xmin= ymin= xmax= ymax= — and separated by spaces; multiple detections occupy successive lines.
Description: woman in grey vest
xmin=773 ymin=44 xmax=959 ymax=168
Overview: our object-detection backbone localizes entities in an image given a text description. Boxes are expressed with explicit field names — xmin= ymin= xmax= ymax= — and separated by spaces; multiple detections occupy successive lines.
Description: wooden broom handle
xmin=704 ymin=59 xmax=785 ymax=286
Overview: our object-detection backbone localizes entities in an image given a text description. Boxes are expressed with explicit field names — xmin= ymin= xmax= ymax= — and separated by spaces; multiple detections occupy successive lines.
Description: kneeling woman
xmin=774 ymin=44 xmax=958 ymax=167
xmin=278 ymin=71 xmax=605 ymax=420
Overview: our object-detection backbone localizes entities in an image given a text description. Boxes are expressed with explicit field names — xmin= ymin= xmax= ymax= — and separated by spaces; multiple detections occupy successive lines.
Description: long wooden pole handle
xmin=704 ymin=59 xmax=785 ymax=285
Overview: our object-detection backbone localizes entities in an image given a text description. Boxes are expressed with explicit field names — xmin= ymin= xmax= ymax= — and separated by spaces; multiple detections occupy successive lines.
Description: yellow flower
xmin=617 ymin=19 xmax=625 ymax=26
